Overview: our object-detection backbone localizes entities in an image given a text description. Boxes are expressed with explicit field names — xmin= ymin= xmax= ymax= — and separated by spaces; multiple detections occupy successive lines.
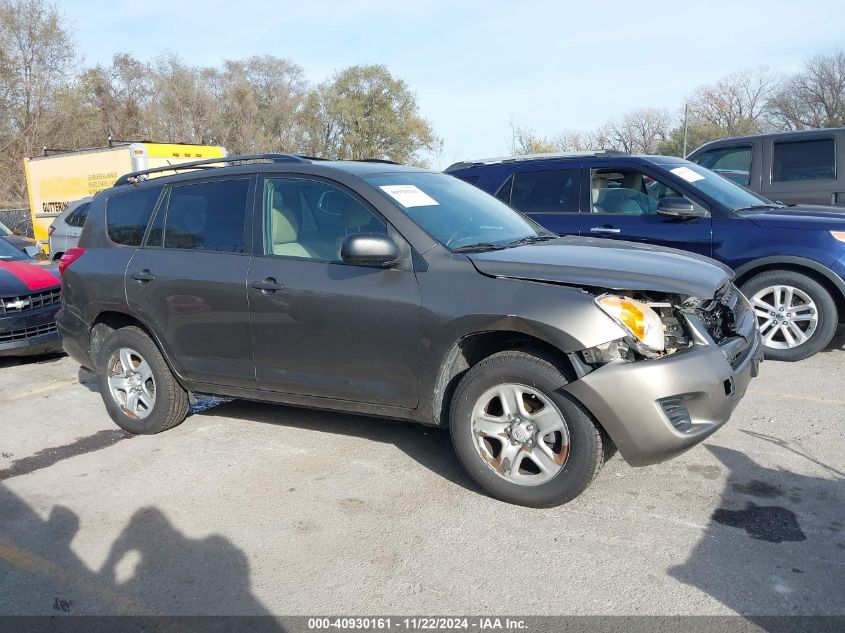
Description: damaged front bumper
xmin=565 ymin=300 xmax=763 ymax=467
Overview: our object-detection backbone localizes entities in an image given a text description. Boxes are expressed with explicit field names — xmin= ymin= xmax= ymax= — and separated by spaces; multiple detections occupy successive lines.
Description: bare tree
xmin=769 ymin=49 xmax=845 ymax=129
xmin=686 ymin=67 xmax=778 ymax=134
xmin=509 ymin=124 xmax=558 ymax=155
xmin=593 ymin=108 xmax=672 ymax=154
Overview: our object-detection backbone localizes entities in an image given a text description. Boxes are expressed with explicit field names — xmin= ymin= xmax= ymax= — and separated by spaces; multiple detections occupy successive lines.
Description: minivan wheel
xmin=450 ymin=351 xmax=605 ymax=507
xmin=97 ymin=326 xmax=189 ymax=434
xmin=741 ymin=270 xmax=838 ymax=362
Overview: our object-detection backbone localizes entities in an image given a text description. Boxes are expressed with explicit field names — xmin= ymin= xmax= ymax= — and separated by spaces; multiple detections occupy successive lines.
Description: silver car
xmin=48 ymin=197 xmax=92 ymax=261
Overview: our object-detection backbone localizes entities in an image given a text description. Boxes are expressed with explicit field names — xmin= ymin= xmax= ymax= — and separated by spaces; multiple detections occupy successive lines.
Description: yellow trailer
xmin=23 ymin=142 xmax=227 ymax=249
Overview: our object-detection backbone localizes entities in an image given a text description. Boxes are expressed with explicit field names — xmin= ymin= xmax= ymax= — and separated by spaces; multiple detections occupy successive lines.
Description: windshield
xmin=0 ymin=236 xmax=29 ymax=261
xmin=667 ymin=163 xmax=776 ymax=211
xmin=363 ymin=172 xmax=551 ymax=251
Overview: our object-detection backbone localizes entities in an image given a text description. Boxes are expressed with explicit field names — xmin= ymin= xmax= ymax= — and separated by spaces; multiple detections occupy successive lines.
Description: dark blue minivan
xmin=446 ymin=152 xmax=845 ymax=361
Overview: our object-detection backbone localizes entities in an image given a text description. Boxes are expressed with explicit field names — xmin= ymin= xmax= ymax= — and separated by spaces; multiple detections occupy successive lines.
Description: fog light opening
xmin=723 ymin=378 xmax=735 ymax=397
xmin=660 ymin=397 xmax=692 ymax=432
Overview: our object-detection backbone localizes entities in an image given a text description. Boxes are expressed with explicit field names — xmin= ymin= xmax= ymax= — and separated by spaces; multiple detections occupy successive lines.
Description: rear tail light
xmin=831 ymin=231 xmax=845 ymax=243
xmin=48 ymin=225 xmax=55 ymax=236
xmin=59 ymin=247 xmax=85 ymax=276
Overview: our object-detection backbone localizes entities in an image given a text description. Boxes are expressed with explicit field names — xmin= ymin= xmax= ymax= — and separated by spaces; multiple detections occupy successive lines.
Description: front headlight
xmin=596 ymin=294 xmax=665 ymax=354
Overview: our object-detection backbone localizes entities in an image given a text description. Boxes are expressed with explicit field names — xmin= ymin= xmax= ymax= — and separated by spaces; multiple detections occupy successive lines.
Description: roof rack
xmin=444 ymin=149 xmax=629 ymax=172
xmin=114 ymin=153 xmax=311 ymax=186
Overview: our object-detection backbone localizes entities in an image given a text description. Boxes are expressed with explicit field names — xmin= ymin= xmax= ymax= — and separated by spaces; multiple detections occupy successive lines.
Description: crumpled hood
xmin=746 ymin=205 xmax=845 ymax=230
xmin=467 ymin=236 xmax=732 ymax=299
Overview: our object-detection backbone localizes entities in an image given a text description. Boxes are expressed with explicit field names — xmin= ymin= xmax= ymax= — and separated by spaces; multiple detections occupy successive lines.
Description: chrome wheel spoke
xmin=529 ymin=443 xmax=559 ymax=474
xmin=109 ymin=375 xmax=130 ymax=392
xmin=118 ymin=348 xmax=135 ymax=373
xmin=473 ymin=413 xmax=507 ymax=438
xmin=786 ymin=321 xmax=808 ymax=344
xmin=531 ymin=406 xmax=565 ymax=436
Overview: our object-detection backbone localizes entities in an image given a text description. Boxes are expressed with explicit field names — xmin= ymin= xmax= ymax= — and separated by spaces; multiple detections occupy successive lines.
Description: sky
xmin=59 ymin=0 xmax=843 ymax=168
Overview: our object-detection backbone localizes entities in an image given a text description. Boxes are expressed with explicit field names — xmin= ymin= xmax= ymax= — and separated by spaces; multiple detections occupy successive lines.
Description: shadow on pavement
xmin=670 ymin=444 xmax=844 ymax=623
xmin=0 ymin=351 xmax=65 ymax=370
xmin=202 ymin=399 xmax=479 ymax=495
xmin=0 ymin=483 xmax=281 ymax=622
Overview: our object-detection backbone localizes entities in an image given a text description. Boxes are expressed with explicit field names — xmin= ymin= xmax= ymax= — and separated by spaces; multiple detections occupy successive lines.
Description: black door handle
xmin=130 ymin=269 xmax=155 ymax=283
xmin=251 ymin=277 xmax=285 ymax=293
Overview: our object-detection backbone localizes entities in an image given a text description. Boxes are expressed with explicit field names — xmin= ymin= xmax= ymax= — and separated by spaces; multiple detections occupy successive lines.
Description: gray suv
xmin=56 ymin=154 xmax=763 ymax=507
xmin=688 ymin=128 xmax=845 ymax=207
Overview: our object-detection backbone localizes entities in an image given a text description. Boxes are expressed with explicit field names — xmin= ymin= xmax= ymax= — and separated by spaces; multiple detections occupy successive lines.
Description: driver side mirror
xmin=657 ymin=197 xmax=707 ymax=218
xmin=341 ymin=233 xmax=399 ymax=268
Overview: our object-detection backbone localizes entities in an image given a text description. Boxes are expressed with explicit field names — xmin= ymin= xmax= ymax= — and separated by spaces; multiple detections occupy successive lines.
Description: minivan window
xmin=67 ymin=203 xmax=90 ymax=227
xmin=364 ymin=172 xmax=550 ymax=250
xmin=107 ymin=186 xmax=164 ymax=246
xmin=510 ymin=169 xmax=580 ymax=214
xmin=163 ymin=179 xmax=250 ymax=252
xmin=772 ymin=138 xmax=835 ymax=182
xmin=693 ymin=146 xmax=752 ymax=187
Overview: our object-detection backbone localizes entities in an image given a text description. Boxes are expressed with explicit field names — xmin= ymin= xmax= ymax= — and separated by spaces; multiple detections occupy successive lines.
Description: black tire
xmin=740 ymin=270 xmax=838 ymax=362
xmin=449 ymin=350 xmax=605 ymax=507
xmin=97 ymin=326 xmax=189 ymax=434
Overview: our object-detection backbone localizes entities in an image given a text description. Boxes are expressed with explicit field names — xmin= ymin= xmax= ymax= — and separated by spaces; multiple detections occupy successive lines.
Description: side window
xmin=495 ymin=175 xmax=513 ymax=203
xmin=107 ymin=186 xmax=164 ymax=246
xmin=772 ymin=138 xmax=835 ymax=182
xmin=509 ymin=169 xmax=580 ymax=214
xmin=163 ymin=179 xmax=249 ymax=252
xmin=265 ymin=178 xmax=386 ymax=262
xmin=591 ymin=169 xmax=704 ymax=215
xmin=66 ymin=204 xmax=87 ymax=227
xmin=693 ymin=146 xmax=752 ymax=186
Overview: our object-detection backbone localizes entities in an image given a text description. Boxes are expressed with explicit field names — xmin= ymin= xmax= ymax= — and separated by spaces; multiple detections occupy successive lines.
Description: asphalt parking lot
xmin=1 ymin=332 xmax=843 ymax=618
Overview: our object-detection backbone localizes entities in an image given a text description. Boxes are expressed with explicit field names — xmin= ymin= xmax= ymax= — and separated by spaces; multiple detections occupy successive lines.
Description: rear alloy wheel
xmin=742 ymin=270 xmax=838 ymax=362
xmin=450 ymin=350 xmax=606 ymax=507
xmin=106 ymin=347 xmax=157 ymax=419
xmin=97 ymin=326 xmax=189 ymax=434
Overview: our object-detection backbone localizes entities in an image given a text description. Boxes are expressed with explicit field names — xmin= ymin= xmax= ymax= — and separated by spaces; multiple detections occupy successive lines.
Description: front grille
xmin=0 ymin=287 xmax=61 ymax=315
xmin=0 ymin=322 xmax=58 ymax=343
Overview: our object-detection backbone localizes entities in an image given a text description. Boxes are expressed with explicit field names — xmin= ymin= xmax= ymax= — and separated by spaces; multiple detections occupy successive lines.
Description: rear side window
xmin=693 ymin=146 xmax=752 ymax=187
xmin=163 ymin=179 xmax=250 ymax=252
xmin=509 ymin=169 xmax=580 ymax=214
xmin=107 ymin=187 xmax=164 ymax=246
xmin=66 ymin=203 xmax=90 ymax=227
xmin=772 ymin=138 xmax=835 ymax=182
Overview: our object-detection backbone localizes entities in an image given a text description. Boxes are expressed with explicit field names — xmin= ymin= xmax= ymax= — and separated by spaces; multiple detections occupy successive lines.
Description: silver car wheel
xmin=751 ymin=285 xmax=818 ymax=350
xmin=107 ymin=347 xmax=156 ymax=419
xmin=470 ymin=383 xmax=570 ymax=486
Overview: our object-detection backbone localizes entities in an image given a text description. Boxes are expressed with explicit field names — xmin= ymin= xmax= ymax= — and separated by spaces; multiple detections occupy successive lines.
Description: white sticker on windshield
xmin=379 ymin=184 xmax=439 ymax=207
xmin=670 ymin=166 xmax=706 ymax=183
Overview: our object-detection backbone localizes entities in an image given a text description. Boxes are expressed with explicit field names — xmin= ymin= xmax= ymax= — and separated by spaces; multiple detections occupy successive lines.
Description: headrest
xmin=591 ymin=176 xmax=608 ymax=204
xmin=272 ymin=206 xmax=299 ymax=244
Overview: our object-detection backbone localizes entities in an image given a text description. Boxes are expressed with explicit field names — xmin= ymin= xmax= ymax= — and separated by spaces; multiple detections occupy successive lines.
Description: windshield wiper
xmin=733 ymin=203 xmax=784 ymax=212
xmin=505 ymin=234 xmax=558 ymax=247
xmin=451 ymin=242 xmax=508 ymax=253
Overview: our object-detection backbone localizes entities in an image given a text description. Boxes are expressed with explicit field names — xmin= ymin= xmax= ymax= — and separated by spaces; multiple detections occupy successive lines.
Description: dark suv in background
xmin=57 ymin=154 xmax=761 ymax=507
xmin=446 ymin=152 xmax=845 ymax=361
xmin=688 ymin=127 xmax=845 ymax=207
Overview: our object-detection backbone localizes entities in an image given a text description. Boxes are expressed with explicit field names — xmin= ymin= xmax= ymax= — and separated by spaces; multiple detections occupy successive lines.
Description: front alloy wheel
xmin=471 ymin=383 xmax=570 ymax=486
xmin=450 ymin=350 xmax=607 ymax=507
xmin=741 ymin=270 xmax=838 ymax=362
xmin=751 ymin=285 xmax=818 ymax=350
